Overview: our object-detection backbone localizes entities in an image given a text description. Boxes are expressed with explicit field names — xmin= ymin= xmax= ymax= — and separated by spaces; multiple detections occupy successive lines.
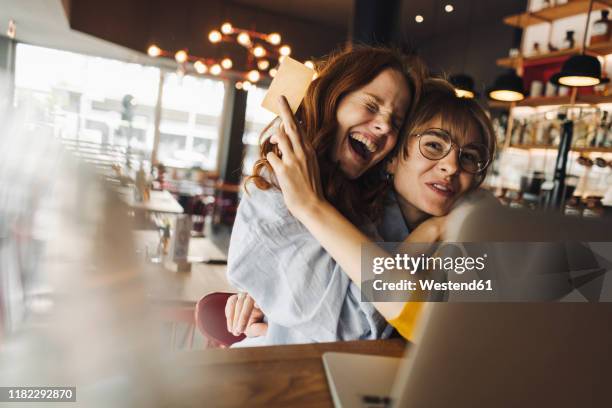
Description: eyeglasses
xmin=414 ymin=128 xmax=491 ymax=174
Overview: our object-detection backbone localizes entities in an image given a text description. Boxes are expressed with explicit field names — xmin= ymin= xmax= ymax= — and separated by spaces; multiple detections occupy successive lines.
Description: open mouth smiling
xmin=348 ymin=132 xmax=379 ymax=162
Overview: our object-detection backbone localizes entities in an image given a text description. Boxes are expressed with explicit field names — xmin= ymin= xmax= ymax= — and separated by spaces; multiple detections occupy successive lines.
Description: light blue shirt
xmin=227 ymin=181 xmax=409 ymax=347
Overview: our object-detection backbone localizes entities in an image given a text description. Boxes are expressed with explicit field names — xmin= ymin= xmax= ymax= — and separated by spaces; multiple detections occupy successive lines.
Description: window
xmin=158 ymin=73 xmax=226 ymax=170
xmin=14 ymin=44 xmax=228 ymax=171
xmin=14 ymin=43 xmax=160 ymax=155
xmin=242 ymin=86 xmax=276 ymax=174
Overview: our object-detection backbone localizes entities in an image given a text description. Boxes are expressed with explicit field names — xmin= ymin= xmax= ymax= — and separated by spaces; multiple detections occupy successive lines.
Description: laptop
xmin=323 ymin=199 xmax=612 ymax=407
xmin=324 ymin=303 xmax=612 ymax=408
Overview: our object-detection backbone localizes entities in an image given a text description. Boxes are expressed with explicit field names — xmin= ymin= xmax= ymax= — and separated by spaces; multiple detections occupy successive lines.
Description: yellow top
xmin=387 ymin=302 xmax=424 ymax=341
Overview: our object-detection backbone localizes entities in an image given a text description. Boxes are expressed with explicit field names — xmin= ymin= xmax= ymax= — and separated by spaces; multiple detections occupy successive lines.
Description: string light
xmin=147 ymin=44 xmax=162 ymax=57
xmin=279 ymin=45 xmax=291 ymax=56
xmin=7 ymin=19 xmax=16 ymax=39
xmin=253 ymin=46 xmax=266 ymax=57
xmin=194 ymin=60 xmax=208 ymax=74
xmin=445 ymin=4 xmax=454 ymax=12
xmin=267 ymin=33 xmax=281 ymax=45
xmin=415 ymin=15 xmax=424 ymax=23
xmin=151 ymin=23 xmax=292 ymax=81
xmin=304 ymin=60 xmax=315 ymax=69
xmin=247 ymin=70 xmax=261 ymax=82
xmin=221 ymin=58 xmax=233 ymax=69
xmin=175 ymin=50 xmax=188 ymax=63
xmin=221 ymin=22 xmax=233 ymax=35
xmin=237 ymin=32 xmax=251 ymax=46
xmin=210 ymin=64 xmax=222 ymax=75
xmin=208 ymin=30 xmax=222 ymax=43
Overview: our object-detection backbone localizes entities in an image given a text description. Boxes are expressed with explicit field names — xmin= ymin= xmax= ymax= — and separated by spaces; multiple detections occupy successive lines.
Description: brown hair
xmin=395 ymin=78 xmax=496 ymax=188
xmin=246 ymin=45 xmax=426 ymax=223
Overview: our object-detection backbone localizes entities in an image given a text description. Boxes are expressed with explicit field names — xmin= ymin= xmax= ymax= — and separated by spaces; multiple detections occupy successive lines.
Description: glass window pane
xmin=14 ymin=43 xmax=160 ymax=157
xmin=243 ymin=86 xmax=276 ymax=175
xmin=158 ymin=72 xmax=225 ymax=170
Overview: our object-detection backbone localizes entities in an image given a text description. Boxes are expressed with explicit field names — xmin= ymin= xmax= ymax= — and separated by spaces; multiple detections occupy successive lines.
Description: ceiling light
xmin=269 ymin=68 xmax=278 ymax=78
xmin=488 ymin=70 xmax=525 ymax=102
xmin=253 ymin=46 xmax=266 ymax=57
xmin=237 ymin=32 xmax=251 ymax=46
xmin=455 ymin=89 xmax=475 ymax=98
xmin=147 ymin=44 xmax=161 ymax=57
xmin=415 ymin=15 xmax=424 ymax=23
xmin=279 ymin=45 xmax=291 ymax=56
xmin=267 ymin=33 xmax=281 ymax=45
xmin=221 ymin=57 xmax=233 ymax=69
xmin=7 ymin=19 xmax=16 ymax=39
xmin=257 ymin=60 xmax=270 ymax=70
xmin=174 ymin=50 xmax=188 ymax=64
xmin=550 ymin=55 xmax=609 ymax=87
xmin=242 ymin=81 xmax=252 ymax=91
xmin=208 ymin=30 xmax=222 ymax=43
xmin=210 ymin=64 xmax=222 ymax=75
xmin=247 ymin=70 xmax=261 ymax=82
xmin=450 ymin=74 xmax=476 ymax=99
xmin=221 ymin=22 xmax=233 ymax=35
xmin=194 ymin=60 xmax=207 ymax=74
xmin=235 ymin=81 xmax=243 ymax=90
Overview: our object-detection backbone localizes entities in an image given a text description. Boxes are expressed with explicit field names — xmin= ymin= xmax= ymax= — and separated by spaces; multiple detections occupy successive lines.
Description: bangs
xmin=399 ymin=86 xmax=493 ymax=160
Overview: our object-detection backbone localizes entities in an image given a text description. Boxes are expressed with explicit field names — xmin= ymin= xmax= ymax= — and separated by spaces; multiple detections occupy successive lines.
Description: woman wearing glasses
xmin=231 ymin=78 xmax=496 ymax=341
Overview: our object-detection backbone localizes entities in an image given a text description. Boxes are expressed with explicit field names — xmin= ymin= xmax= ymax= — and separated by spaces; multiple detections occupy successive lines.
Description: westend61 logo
xmin=372 ymin=253 xmax=487 ymax=275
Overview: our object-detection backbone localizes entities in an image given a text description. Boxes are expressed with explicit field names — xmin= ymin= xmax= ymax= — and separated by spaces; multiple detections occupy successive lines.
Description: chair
xmin=195 ymin=292 xmax=245 ymax=348
xmin=152 ymin=300 xmax=196 ymax=351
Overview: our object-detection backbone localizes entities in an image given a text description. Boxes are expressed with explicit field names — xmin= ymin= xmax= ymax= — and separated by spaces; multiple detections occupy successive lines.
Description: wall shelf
xmin=507 ymin=144 xmax=612 ymax=153
xmin=496 ymin=42 xmax=612 ymax=69
xmin=504 ymin=0 xmax=612 ymax=29
xmin=514 ymin=94 xmax=612 ymax=107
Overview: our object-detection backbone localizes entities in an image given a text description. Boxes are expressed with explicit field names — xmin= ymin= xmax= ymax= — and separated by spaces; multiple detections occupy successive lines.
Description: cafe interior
xmin=1 ymin=0 xmax=612 ymax=406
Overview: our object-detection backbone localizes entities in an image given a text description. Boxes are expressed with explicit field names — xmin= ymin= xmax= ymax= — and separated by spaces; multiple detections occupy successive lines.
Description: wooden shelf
xmin=507 ymin=144 xmax=612 ymax=153
xmin=504 ymin=0 xmax=612 ymax=29
xmin=515 ymin=94 xmax=612 ymax=107
xmin=517 ymin=95 xmax=572 ymax=106
xmin=586 ymin=40 xmax=612 ymax=55
xmin=496 ymin=42 xmax=612 ymax=69
xmin=488 ymin=95 xmax=612 ymax=110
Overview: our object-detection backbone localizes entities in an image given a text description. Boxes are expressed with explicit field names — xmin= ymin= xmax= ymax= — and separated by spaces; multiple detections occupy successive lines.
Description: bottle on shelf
xmin=575 ymin=118 xmax=594 ymax=148
xmin=590 ymin=10 xmax=612 ymax=45
xmin=592 ymin=111 xmax=609 ymax=147
xmin=562 ymin=30 xmax=575 ymax=49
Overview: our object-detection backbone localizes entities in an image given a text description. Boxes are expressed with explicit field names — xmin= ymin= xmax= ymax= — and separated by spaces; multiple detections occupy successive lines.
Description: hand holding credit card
xmin=261 ymin=57 xmax=316 ymax=115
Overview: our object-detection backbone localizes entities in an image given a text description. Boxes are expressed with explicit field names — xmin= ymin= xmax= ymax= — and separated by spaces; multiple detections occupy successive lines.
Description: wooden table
xmin=161 ymin=339 xmax=408 ymax=407
xmin=134 ymin=231 xmax=234 ymax=303
xmin=118 ymin=187 xmax=184 ymax=214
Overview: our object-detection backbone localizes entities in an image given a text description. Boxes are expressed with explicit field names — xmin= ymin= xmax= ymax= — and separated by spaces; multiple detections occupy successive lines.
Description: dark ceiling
xmin=226 ymin=0 xmax=526 ymax=44
xmin=58 ymin=0 xmax=526 ymax=89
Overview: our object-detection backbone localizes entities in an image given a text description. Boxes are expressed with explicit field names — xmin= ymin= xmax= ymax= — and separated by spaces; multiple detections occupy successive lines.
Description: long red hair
xmin=247 ymin=45 xmax=426 ymax=223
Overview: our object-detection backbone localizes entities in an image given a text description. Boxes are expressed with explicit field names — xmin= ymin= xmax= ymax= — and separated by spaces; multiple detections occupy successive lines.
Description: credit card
xmin=261 ymin=56 xmax=316 ymax=115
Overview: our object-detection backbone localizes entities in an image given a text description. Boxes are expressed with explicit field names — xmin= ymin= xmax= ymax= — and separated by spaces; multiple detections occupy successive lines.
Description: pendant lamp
xmin=550 ymin=0 xmax=609 ymax=87
xmin=450 ymin=74 xmax=477 ymax=98
xmin=488 ymin=70 xmax=525 ymax=102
